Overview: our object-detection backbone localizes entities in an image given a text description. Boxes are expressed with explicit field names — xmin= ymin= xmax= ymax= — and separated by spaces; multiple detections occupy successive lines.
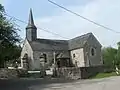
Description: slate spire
xmin=26 ymin=8 xmax=36 ymax=29
xmin=26 ymin=9 xmax=37 ymax=41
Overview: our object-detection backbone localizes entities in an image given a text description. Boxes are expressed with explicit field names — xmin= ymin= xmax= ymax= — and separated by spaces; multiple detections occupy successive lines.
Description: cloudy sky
xmin=1 ymin=0 xmax=120 ymax=48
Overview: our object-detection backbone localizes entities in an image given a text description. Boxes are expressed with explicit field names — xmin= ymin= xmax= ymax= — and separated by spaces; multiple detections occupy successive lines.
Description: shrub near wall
xmin=0 ymin=68 xmax=18 ymax=79
xmin=0 ymin=68 xmax=29 ymax=79
xmin=17 ymin=69 xmax=29 ymax=78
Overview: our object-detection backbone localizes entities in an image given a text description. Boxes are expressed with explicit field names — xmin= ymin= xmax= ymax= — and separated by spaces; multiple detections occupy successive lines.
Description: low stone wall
xmin=56 ymin=67 xmax=81 ymax=79
xmin=0 ymin=68 xmax=18 ymax=79
xmin=55 ymin=66 xmax=104 ymax=79
xmin=0 ymin=68 xmax=29 ymax=79
xmin=0 ymin=66 xmax=104 ymax=79
xmin=80 ymin=65 xmax=104 ymax=79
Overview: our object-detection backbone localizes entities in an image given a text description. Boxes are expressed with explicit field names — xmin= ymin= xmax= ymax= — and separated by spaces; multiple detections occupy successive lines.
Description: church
xmin=20 ymin=9 xmax=103 ymax=70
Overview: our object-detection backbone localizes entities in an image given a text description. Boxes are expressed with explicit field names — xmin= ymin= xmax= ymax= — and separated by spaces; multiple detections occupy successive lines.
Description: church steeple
xmin=26 ymin=9 xmax=37 ymax=41
xmin=26 ymin=9 xmax=36 ymax=29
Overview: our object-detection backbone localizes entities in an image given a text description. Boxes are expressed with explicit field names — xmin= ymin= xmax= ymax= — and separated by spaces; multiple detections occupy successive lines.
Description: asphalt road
xmin=35 ymin=76 xmax=120 ymax=90
xmin=0 ymin=78 xmax=75 ymax=90
xmin=0 ymin=76 xmax=120 ymax=90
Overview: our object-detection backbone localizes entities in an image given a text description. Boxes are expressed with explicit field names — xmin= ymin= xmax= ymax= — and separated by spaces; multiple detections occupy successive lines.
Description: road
xmin=0 ymin=76 xmax=120 ymax=90
xmin=0 ymin=78 xmax=75 ymax=90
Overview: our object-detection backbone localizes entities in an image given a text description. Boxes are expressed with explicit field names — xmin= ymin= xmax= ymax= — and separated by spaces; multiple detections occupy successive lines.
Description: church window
xmin=43 ymin=54 xmax=47 ymax=63
xmin=73 ymin=54 xmax=75 ymax=58
xmin=90 ymin=47 xmax=96 ymax=56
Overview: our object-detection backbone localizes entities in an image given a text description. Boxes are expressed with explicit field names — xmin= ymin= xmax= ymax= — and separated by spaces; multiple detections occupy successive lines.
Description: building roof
xmin=29 ymin=39 xmax=68 ymax=51
xmin=68 ymin=33 xmax=92 ymax=50
xmin=29 ymin=32 xmax=100 ymax=51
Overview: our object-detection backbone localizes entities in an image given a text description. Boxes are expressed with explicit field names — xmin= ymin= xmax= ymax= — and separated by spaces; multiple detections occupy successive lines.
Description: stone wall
xmin=56 ymin=67 xmax=81 ymax=79
xmin=80 ymin=65 xmax=104 ymax=79
xmin=33 ymin=51 xmax=69 ymax=70
xmin=70 ymin=48 xmax=85 ymax=67
xmin=0 ymin=68 xmax=29 ymax=79
xmin=55 ymin=65 xmax=104 ymax=79
xmin=0 ymin=68 xmax=18 ymax=79
xmin=84 ymin=35 xmax=103 ymax=67
xmin=21 ymin=39 xmax=34 ymax=69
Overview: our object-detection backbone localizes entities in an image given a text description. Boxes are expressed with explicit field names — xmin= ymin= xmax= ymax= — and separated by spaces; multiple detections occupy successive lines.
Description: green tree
xmin=0 ymin=4 xmax=21 ymax=67
xmin=115 ymin=42 xmax=120 ymax=68
xmin=102 ymin=47 xmax=117 ymax=69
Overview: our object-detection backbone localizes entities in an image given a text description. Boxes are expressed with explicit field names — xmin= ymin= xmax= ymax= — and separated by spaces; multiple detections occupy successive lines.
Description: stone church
xmin=20 ymin=9 xmax=103 ymax=70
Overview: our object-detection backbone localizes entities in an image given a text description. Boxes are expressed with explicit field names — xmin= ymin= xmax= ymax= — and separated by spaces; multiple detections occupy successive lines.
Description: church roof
xmin=28 ymin=33 xmax=94 ymax=51
xmin=68 ymin=33 xmax=92 ymax=50
xmin=29 ymin=39 xmax=69 ymax=51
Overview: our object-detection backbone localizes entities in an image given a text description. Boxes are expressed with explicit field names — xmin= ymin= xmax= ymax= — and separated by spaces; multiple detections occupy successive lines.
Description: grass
xmin=91 ymin=72 xmax=119 ymax=79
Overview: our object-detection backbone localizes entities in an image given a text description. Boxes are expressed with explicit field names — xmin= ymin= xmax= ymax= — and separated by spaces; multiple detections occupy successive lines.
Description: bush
xmin=0 ymin=68 xmax=18 ymax=79
xmin=17 ymin=69 xmax=29 ymax=78
xmin=91 ymin=72 xmax=118 ymax=79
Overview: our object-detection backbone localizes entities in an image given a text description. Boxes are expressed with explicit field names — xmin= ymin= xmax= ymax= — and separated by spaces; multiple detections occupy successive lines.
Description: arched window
xmin=23 ymin=53 xmax=28 ymax=62
xmin=73 ymin=54 xmax=75 ymax=58
xmin=90 ymin=47 xmax=96 ymax=56
xmin=43 ymin=54 xmax=47 ymax=63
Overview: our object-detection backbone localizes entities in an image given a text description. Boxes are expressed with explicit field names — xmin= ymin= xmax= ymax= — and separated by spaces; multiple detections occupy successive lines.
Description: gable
xmin=68 ymin=33 xmax=92 ymax=50
xmin=87 ymin=33 xmax=102 ymax=47
xmin=21 ymin=39 xmax=33 ymax=58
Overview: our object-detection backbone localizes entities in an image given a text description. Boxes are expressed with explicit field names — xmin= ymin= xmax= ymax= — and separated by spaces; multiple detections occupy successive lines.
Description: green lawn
xmin=91 ymin=72 xmax=119 ymax=79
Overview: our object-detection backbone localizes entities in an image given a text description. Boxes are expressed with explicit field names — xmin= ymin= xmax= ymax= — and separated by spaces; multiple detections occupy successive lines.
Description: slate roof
xmin=29 ymin=33 xmax=97 ymax=51
xmin=68 ymin=33 xmax=92 ymax=50
xmin=26 ymin=9 xmax=37 ymax=30
xmin=29 ymin=39 xmax=68 ymax=51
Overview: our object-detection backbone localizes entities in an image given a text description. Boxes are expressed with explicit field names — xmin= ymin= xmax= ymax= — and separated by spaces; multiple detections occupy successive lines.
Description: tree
xmin=102 ymin=47 xmax=117 ymax=69
xmin=115 ymin=42 xmax=120 ymax=68
xmin=0 ymin=4 xmax=21 ymax=67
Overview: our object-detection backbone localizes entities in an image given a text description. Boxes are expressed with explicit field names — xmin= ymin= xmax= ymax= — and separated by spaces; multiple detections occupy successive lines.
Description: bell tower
xmin=26 ymin=9 xmax=37 ymax=41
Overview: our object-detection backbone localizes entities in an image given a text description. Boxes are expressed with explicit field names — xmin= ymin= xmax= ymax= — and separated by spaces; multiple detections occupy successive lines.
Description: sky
xmin=1 ymin=0 xmax=120 ymax=48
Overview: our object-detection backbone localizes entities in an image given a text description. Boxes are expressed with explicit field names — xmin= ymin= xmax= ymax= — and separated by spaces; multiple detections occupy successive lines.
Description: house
xmin=20 ymin=9 xmax=103 ymax=70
